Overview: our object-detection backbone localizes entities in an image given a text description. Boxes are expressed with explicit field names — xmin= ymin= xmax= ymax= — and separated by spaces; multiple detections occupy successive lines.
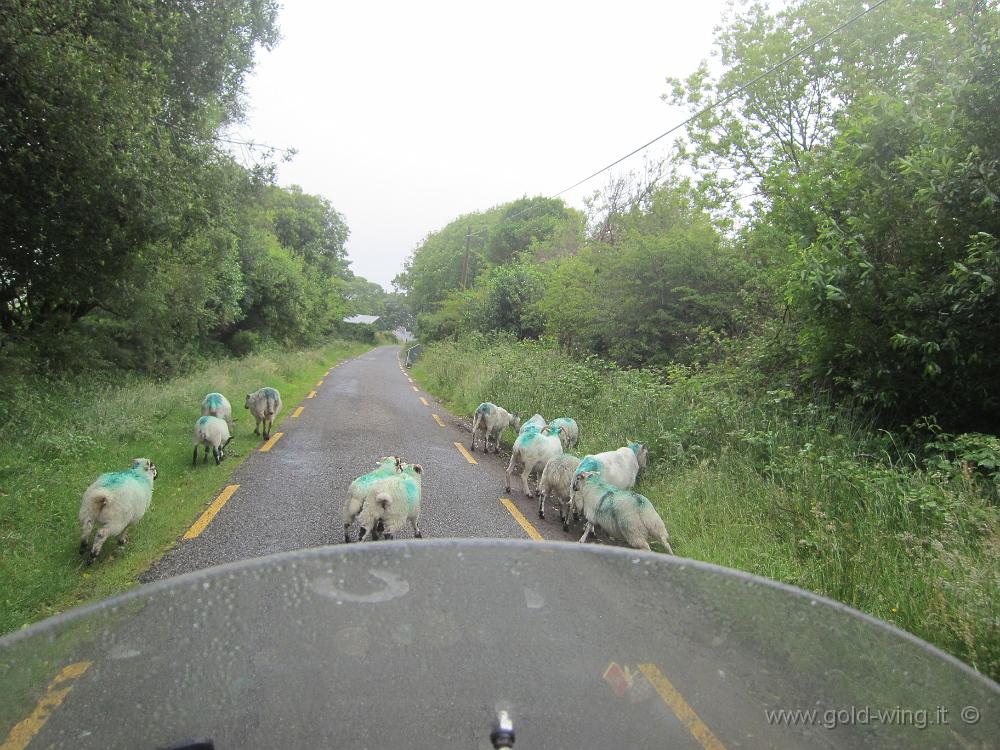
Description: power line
xmin=463 ymin=0 xmax=891 ymax=245
xmin=552 ymin=0 xmax=891 ymax=198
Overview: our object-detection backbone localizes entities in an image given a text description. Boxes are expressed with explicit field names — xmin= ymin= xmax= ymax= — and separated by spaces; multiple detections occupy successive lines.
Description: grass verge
xmin=412 ymin=334 xmax=1000 ymax=680
xmin=0 ymin=339 xmax=370 ymax=638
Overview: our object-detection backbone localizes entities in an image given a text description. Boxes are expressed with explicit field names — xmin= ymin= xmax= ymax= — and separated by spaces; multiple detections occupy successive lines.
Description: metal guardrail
xmin=404 ymin=343 xmax=422 ymax=368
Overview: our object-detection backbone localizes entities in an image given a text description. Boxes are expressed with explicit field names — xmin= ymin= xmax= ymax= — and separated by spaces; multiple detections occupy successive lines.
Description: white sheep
xmin=358 ymin=463 xmax=424 ymax=541
xmin=505 ymin=424 xmax=564 ymax=498
xmin=342 ymin=456 xmax=402 ymax=542
xmin=572 ymin=470 xmax=673 ymax=553
xmin=245 ymin=386 xmax=282 ymax=440
xmin=536 ymin=453 xmax=580 ymax=530
xmin=519 ymin=414 xmax=547 ymax=434
xmin=201 ymin=392 xmax=234 ymax=431
xmin=79 ymin=458 xmax=157 ymax=563
xmin=193 ymin=415 xmax=232 ymax=466
xmin=548 ymin=417 xmax=579 ymax=449
xmin=574 ymin=441 xmax=648 ymax=489
xmin=470 ymin=402 xmax=522 ymax=453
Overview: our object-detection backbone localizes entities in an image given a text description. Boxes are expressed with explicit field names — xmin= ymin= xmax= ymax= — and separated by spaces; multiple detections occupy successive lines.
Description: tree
xmin=784 ymin=14 xmax=1000 ymax=429
xmin=0 ymin=0 xmax=279 ymax=335
xmin=664 ymin=0 xmax=956 ymax=212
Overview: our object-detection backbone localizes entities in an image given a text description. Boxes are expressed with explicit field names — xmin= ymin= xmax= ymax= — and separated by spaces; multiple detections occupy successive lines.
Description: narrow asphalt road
xmin=144 ymin=344 xmax=575 ymax=582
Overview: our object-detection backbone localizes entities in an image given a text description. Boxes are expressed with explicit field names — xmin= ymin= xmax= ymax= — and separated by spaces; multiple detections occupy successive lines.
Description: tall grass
xmin=412 ymin=334 xmax=1000 ymax=679
xmin=0 ymin=340 xmax=370 ymax=635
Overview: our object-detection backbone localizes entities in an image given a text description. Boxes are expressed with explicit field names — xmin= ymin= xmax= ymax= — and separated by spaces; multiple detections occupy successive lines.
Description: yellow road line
xmin=183 ymin=484 xmax=240 ymax=539
xmin=500 ymin=498 xmax=544 ymax=541
xmin=259 ymin=432 xmax=284 ymax=452
xmin=307 ymin=390 xmax=317 ymax=399
xmin=1 ymin=661 xmax=93 ymax=750
xmin=638 ymin=664 xmax=726 ymax=750
xmin=432 ymin=414 xmax=446 ymax=427
xmin=453 ymin=442 xmax=477 ymax=464
xmin=419 ymin=397 xmax=429 ymax=406
xmin=411 ymin=386 xmax=419 ymax=392
xmin=316 ymin=380 xmax=324 ymax=386
xmin=291 ymin=406 xmax=304 ymax=418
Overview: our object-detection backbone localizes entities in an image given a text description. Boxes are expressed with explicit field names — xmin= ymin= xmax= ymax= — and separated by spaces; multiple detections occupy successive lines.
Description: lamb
xmin=548 ymin=417 xmax=579 ymax=449
xmin=505 ymin=424 xmax=563 ymax=498
xmin=245 ymin=386 xmax=282 ymax=440
xmin=358 ymin=462 xmax=424 ymax=541
xmin=571 ymin=470 xmax=673 ymax=553
xmin=536 ymin=453 xmax=581 ymax=530
xmin=342 ymin=456 xmax=402 ymax=542
xmin=193 ymin=415 xmax=232 ymax=466
xmin=470 ymin=402 xmax=522 ymax=453
xmin=79 ymin=458 xmax=157 ymax=563
xmin=519 ymin=414 xmax=547 ymax=434
xmin=201 ymin=392 xmax=234 ymax=431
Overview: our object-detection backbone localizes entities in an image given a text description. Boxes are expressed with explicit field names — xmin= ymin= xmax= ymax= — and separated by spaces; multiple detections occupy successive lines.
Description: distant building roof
xmin=343 ymin=314 xmax=380 ymax=325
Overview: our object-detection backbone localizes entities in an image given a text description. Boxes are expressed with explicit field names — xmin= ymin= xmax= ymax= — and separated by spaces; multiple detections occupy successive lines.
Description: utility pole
xmin=461 ymin=225 xmax=471 ymax=290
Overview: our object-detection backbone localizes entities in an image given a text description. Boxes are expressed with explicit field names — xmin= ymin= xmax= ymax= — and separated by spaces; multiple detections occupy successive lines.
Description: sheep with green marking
xmin=548 ymin=417 xmax=579 ymax=449
xmin=358 ymin=462 xmax=424 ymax=541
xmin=79 ymin=458 xmax=157 ymax=564
xmin=505 ymin=423 xmax=564 ymax=498
xmin=193 ymin=415 xmax=232 ymax=466
xmin=470 ymin=402 xmax=521 ymax=453
xmin=201 ymin=392 xmax=234 ymax=431
xmin=342 ymin=456 xmax=402 ymax=542
xmin=519 ymin=413 xmax=547 ymax=434
xmin=245 ymin=386 xmax=282 ymax=440
xmin=571 ymin=470 xmax=673 ymax=553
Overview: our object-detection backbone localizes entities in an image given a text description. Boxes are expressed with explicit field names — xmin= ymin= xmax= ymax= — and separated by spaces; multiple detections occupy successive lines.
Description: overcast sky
xmin=231 ymin=0 xmax=733 ymax=289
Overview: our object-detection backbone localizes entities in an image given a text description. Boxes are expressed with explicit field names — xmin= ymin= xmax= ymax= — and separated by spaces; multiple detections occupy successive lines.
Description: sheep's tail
xmin=641 ymin=504 xmax=673 ymax=555
xmin=375 ymin=492 xmax=393 ymax=510
xmin=82 ymin=489 xmax=111 ymax=518
xmin=265 ymin=396 xmax=277 ymax=418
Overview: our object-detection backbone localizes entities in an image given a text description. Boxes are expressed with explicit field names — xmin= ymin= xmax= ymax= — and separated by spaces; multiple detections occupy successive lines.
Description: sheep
xmin=536 ymin=453 xmax=580 ymax=530
xmin=201 ymin=392 xmax=234 ymax=431
xmin=519 ymin=414 xmax=547 ymax=434
xmin=548 ymin=417 xmax=579 ymax=449
xmin=571 ymin=470 xmax=673 ymax=553
xmin=505 ymin=424 xmax=564 ymax=498
xmin=358 ymin=463 xmax=424 ymax=541
xmin=342 ymin=456 xmax=402 ymax=542
xmin=470 ymin=402 xmax=522 ymax=453
xmin=245 ymin=386 xmax=282 ymax=440
xmin=79 ymin=458 xmax=157 ymax=563
xmin=193 ymin=415 xmax=232 ymax=466
xmin=572 ymin=442 xmax=649 ymax=520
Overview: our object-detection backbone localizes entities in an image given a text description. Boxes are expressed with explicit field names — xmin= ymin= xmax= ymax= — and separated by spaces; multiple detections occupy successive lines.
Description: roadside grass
xmin=0 ymin=339 xmax=370 ymax=639
xmin=412 ymin=335 xmax=1000 ymax=680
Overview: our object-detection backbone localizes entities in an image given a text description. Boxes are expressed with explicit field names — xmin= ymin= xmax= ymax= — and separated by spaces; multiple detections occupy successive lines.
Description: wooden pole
xmin=461 ymin=225 xmax=471 ymax=290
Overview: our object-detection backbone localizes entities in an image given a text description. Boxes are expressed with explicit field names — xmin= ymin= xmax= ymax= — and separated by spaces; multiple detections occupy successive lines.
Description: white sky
xmin=232 ymin=0 xmax=733 ymax=289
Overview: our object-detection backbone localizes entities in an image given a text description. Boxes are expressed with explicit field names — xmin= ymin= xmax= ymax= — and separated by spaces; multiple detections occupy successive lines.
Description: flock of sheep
xmin=76 ymin=387 xmax=283 ymax=563
xmin=339 ymin=401 xmax=673 ymax=553
xmin=474 ymin=401 xmax=673 ymax=554
xmin=76 ymin=382 xmax=672 ymax=564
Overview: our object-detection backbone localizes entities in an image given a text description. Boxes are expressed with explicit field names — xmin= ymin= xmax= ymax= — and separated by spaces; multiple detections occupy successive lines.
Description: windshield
xmin=2 ymin=540 xmax=996 ymax=748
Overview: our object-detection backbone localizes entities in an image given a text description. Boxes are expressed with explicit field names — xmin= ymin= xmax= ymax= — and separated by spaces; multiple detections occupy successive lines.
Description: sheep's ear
xmin=412 ymin=464 xmax=423 ymax=474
